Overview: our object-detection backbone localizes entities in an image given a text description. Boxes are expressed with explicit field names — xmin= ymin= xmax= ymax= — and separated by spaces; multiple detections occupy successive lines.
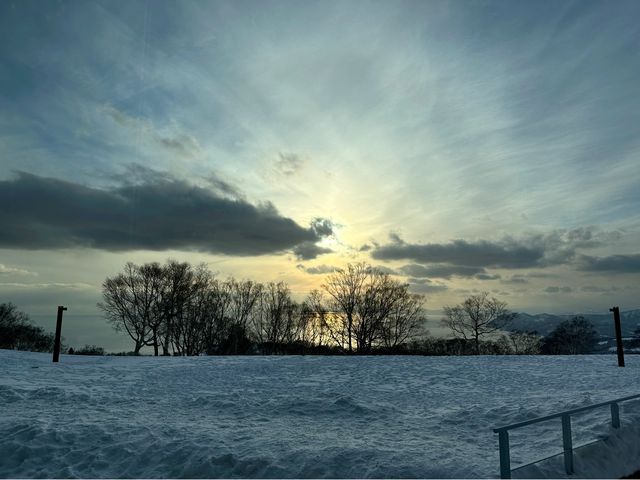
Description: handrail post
xmin=611 ymin=402 xmax=620 ymax=428
xmin=498 ymin=430 xmax=511 ymax=479
xmin=561 ymin=414 xmax=574 ymax=475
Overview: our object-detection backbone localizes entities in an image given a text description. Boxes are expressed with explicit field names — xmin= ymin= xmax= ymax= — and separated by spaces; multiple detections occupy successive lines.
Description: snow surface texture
xmin=2 ymin=350 xmax=640 ymax=478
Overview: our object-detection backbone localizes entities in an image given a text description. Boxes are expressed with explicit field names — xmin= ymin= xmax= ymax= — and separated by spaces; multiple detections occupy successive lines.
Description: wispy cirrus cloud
xmin=0 ymin=264 xmax=38 ymax=276
xmin=104 ymin=106 xmax=203 ymax=158
xmin=274 ymin=152 xmax=306 ymax=176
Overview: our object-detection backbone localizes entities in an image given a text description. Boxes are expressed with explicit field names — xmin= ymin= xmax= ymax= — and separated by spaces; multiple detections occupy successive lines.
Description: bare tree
xmin=226 ymin=279 xmax=263 ymax=354
xmin=442 ymin=292 xmax=516 ymax=355
xmin=201 ymin=277 xmax=232 ymax=354
xmin=99 ymin=262 xmax=152 ymax=354
xmin=159 ymin=260 xmax=193 ymax=355
xmin=301 ymin=289 xmax=329 ymax=348
xmin=252 ymin=281 xmax=298 ymax=351
xmin=380 ymin=290 xmax=426 ymax=348
xmin=354 ymin=272 xmax=404 ymax=353
xmin=138 ymin=262 xmax=165 ymax=356
xmin=172 ymin=264 xmax=213 ymax=356
xmin=322 ymin=262 xmax=369 ymax=353
xmin=541 ymin=317 xmax=598 ymax=354
xmin=509 ymin=331 xmax=542 ymax=355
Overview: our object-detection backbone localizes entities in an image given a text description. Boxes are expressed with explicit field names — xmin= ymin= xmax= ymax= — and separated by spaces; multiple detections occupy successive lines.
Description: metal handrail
xmin=492 ymin=393 xmax=640 ymax=479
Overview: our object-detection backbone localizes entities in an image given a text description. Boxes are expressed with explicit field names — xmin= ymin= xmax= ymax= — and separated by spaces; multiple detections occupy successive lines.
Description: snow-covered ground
xmin=2 ymin=350 xmax=640 ymax=478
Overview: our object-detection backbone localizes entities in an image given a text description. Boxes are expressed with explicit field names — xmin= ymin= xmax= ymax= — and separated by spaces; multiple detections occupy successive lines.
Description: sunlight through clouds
xmin=1 ymin=0 xmax=640 ymax=346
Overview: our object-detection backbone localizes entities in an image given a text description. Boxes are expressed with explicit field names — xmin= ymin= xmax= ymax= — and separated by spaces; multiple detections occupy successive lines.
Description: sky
xmin=1 ymin=0 xmax=640 ymax=350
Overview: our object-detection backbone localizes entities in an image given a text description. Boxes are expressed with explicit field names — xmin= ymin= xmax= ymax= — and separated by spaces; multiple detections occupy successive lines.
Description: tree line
xmin=98 ymin=261 xmax=426 ymax=355
xmin=0 ymin=260 xmax=606 ymax=356
xmin=0 ymin=302 xmax=56 ymax=352
xmin=98 ymin=260 xmax=604 ymax=356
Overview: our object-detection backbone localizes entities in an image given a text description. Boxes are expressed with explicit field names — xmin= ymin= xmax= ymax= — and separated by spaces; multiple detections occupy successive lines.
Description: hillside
xmin=3 ymin=350 xmax=640 ymax=478
xmin=510 ymin=310 xmax=640 ymax=337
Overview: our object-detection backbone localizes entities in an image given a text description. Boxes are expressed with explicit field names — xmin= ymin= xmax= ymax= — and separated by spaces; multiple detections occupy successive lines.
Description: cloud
xmin=501 ymin=275 xmax=528 ymax=285
xmin=310 ymin=217 xmax=335 ymax=237
xmin=373 ymin=238 xmax=543 ymax=268
xmin=406 ymin=277 xmax=448 ymax=294
xmin=157 ymin=133 xmax=202 ymax=158
xmin=371 ymin=228 xmax=620 ymax=269
xmin=399 ymin=263 xmax=485 ymax=279
xmin=577 ymin=254 xmax=640 ymax=273
xmin=371 ymin=265 xmax=398 ymax=275
xmin=0 ymin=264 xmax=37 ymax=276
xmin=580 ymin=285 xmax=619 ymax=293
xmin=475 ymin=273 xmax=501 ymax=281
xmin=292 ymin=242 xmax=333 ymax=260
xmin=388 ymin=232 xmax=404 ymax=244
xmin=544 ymin=286 xmax=572 ymax=294
xmin=297 ymin=263 xmax=394 ymax=275
xmin=297 ymin=264 xmax=339 ymax=275
xmin=0 ymin=282 xmax=100 ymax=315
xmin=201 ymin=172 xmax=246 ymax=201
xmin=104 ymin=106 xmax=203 ymax=158
xmin=274 ymin=152 xmax=306 ymax=176
xmin=0 ymin=171 xmax=329 ymax=257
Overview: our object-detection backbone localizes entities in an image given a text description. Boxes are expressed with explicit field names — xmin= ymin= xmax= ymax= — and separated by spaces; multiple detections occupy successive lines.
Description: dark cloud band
xmin=0 ymin=171 xmax=329 ymax=257
xmin=373 ymin=239 xmax=544 ymax=268
xmin=578 ymin=254 xmax=640 ymax=273
xmin=371 ymin=228 xmax=620 ymax=270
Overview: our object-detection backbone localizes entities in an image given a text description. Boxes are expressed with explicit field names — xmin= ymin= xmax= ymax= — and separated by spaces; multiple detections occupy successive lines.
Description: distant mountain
xmin=510 ymin=310 xmax=640 ymax=337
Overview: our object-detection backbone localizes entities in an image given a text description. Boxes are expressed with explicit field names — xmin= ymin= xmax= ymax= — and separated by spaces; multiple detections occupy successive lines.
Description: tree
xmin=353 ymin=272 xmax=405 ymax=353
xmin=226 ymin=279 xmax=263 ymax=354
xmin=0 ymin=302 xmax=56 ymax=352
xmin=322 ymin=262 xmax=369 ymax=353
xmin=172 ymin=264 xmax=212 ymax=356
xmin=138 ymin=262 xmax=165 ymax=356
xmin=301 ymin=289 xmax=329 ymax=348
xmin=509 ymin=331 xmax=542 ymax=355
xmin=252 ymin=282 xmax=299 ymax=353
xmin=321 ymin=263 xmax=427 ymax=353
xmin=629 ymin=326 xmax=640 ymax=348
xmin=380 ymin=291 xmax=426 ymax=349
xmin=201 ymin=277 xmax=233 ymax=355
xmin=541 ymin=316 xmax=598 ymax=354
xmin=159 ymin=260 xmax=194 ymax=355
xmin=99 ymin=262 xmax=161 ymax=354
xmin=442 ymin=292 xmax=516 ymax=355
xmin=74 ymin=345 xmax=106 ymax=355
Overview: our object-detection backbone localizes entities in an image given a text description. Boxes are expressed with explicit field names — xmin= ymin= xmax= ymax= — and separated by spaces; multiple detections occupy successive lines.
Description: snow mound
xmin=2 ymin=350 xmax=640 ymax=478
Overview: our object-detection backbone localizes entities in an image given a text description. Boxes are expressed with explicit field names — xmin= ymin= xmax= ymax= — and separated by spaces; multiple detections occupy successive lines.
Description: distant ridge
xmin=510 ymin=309 xmax=640 ymax=337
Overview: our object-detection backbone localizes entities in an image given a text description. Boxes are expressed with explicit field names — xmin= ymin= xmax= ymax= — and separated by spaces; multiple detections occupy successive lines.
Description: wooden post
xmin=610 ymin=306 xmax=625 ymax=367
xmin=52 ymin=306 xmax=67 ymax=363
xmin=497 ymin=430 xmax=511 ymax=479
xmin=562 ymin=414 xmax=574 ymax=475
xmin=611 ymin=402 xmax=620 ymax=428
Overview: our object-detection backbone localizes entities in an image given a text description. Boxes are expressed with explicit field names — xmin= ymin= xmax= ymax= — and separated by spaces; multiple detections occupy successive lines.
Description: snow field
xmin=2 ymin=350 xmax=640 ymax=478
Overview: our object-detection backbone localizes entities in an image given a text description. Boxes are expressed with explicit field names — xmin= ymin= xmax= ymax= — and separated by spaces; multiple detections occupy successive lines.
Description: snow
xmin=2 ymin=350 xmax=640 ymax=478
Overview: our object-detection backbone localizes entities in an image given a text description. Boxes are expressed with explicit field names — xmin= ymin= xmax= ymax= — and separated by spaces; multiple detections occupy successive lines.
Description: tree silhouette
xmin=541 ymin=316 xmax=598 ymax=354
xmin=442 ymin=292 xmax=516 ymax=355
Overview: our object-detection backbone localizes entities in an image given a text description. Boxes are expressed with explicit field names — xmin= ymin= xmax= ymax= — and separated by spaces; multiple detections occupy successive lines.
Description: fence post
xmin=561 ymin=414 xmax=574 ymax=475
xmin=52 ymin=305 xmax=67 ymax=363
xmin=498 ymin=430 xmax=511 ymax=479
xmin=610 ymin=306 xmax=625 ymax=367
xmin=611 ymin=402 xmax=620 ymax=428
